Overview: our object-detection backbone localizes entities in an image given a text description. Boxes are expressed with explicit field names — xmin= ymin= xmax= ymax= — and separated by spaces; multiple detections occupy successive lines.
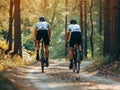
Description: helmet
xmin=39 ymin=16 xmax=45 ymax=22
xmin=70 ymin=19 xmax=77 ymax=24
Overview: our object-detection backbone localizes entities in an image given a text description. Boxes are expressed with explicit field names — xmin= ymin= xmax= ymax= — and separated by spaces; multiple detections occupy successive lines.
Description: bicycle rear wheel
xmin=76 ymin=49 xmax=81 ymax=73
xmin=73 ymin=60 xmax=77 ymax=72
xmin=41 ymin=57 xmax=44 ymax=73
xmin=41 ymin=47 xmax=45 ymax=73
xmin=77 ymin=61 xmax=80 ymax=73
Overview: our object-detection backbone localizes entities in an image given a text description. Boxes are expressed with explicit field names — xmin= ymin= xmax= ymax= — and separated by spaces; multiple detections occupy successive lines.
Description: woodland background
xmin=0 ymin=0 xmax=120 ymax=71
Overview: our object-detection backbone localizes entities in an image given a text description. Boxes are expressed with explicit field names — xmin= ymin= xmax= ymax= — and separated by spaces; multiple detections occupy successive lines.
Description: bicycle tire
xmin=73 ymin=60 xmax=77 ymax=72
xmin=77 ymin=61 xmax=80 ymax=73
xmin=41 ymin=47 xmax=45 ymax=73
xmin=41 ymin=57 xmax=44 ymax=73
xmin=76 ymin=49 xmax=80 ymax=73
xmin=73 ymin=48 xmax=77 ymax=73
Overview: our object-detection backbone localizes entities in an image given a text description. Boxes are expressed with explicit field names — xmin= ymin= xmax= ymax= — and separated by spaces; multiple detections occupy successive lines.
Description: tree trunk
xmin=115 ymin=0 xmax=120 ymax=60
xmin=72 ymin=0 xmax=79 ymax=11
xmin=65 ymin=0 xmax=68 ymax=58
xmin=79 ymin=0 xmax=83 ymax=53
xmin=51 ymin=0 xmax=59 ymax=26
xmin=99 ymin=0 xmax=103 ymax=35
xmin=90 ymin=0 xmax=94 ymax=58
xmin=109 ymin=0 xmax=116 ymax=62
xmin=5 ymin=0 xmax=14 ymax=54
xmin=13 ymin=0 xmax=22 ymax=57
xmin=84 ymin=0 xmax=87 ymax=57
xmin=103 ymin=0 xmax=110 ymax=56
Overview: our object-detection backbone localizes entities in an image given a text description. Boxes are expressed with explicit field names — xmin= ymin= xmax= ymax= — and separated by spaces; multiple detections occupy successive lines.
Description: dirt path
xmin=3 ymin=60 xmax=120 ymax=90
xmin=19 ymin=60 xmax=120 ymax=90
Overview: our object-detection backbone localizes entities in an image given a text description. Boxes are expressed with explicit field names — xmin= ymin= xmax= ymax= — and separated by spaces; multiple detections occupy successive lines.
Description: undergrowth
xmin=85 ymin=56 xmax=120 ymax=74
xmin=0 ymin=40 xmax=36 ymax=72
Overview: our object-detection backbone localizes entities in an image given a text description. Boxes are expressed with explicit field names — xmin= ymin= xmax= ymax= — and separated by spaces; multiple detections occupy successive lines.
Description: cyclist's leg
xmin=76 ymin=32 xmax=83 ymax=60
xmin=36 ymin=31 xmax=42 ymax=61
xmin=44 ymin=45 xmax=49 ymax=65
xmin=35 ymin=41 xmax=40 ymax=61
xmin=69 ymin=46 xmax=74 ymax=69
xmin=69 ymin=34 xmax=74 ymax=69
xmin=43 ymin=30 xmax=50 ymax=67
xmin=69 ymin=47 xmax=74 ymax=60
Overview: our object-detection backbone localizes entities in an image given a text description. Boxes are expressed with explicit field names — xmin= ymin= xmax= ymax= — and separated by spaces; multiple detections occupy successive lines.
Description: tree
xmin=109 ymin=0 xmax=120 ymax=61
xmin=79 ymin=0 xmax=83 ymax=53
xmin=89 ymin=0 xmax=94 ymax=58
xmin=51 ymin=0 xmax=59 ymax=25
xmin=99 ymin=0 xmax=103 ymax=35
xmin=103 ymin=0 xmax=110 ymax=56
xmin=83 ymin=0 xmax=88 ymax=57
xmin=5 ymin=0 xmax=14 ymax=54
xmin=103 ymin=0 xmax=120 ymax=62
xmin=13 ymin=0 xmax=22 ymax=57
xmin=115 ymin=0 xmax=120 ymax=60
xmin=65 ymin=0 xmax=68 ymax=58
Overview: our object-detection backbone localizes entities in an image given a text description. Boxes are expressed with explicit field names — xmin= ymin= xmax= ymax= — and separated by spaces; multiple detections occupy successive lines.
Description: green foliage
xmin=93 ymin=33 xmax=104 ymax=56
xmin=24 ymin=39 xmax=35 ymax=51
xmin=0 ymin=0 xmax=9 ymax=31
xmin=0 ymin=30 xmax=8 ymax=39
xmin=50 ymin=21 xmax=65 ymax=59
xmin=85 ymin=56 xmax=120 ymax=74
xmin=0 ymin=0 xmax=105 ymax=59
xmin=23 ymin=34 xmax=35 ymax=51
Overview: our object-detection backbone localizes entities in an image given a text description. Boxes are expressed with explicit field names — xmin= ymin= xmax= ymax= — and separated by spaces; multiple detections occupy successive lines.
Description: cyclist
xmin=65 ymin=19 xmax=82 ymax=69
xmin=34 ymin=16 xmax=51 ymax=67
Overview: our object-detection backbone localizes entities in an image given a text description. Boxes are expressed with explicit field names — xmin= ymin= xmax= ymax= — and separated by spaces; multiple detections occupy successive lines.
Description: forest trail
xmin=10 ymin=60 xmax=119 ymax=90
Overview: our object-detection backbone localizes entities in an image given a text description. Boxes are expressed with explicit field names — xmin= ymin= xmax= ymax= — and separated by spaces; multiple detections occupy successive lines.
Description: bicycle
xmin=40 ymin=39 xmax=45 ymax=73
xmin=73 ymin=44 xmax=82 ymax=73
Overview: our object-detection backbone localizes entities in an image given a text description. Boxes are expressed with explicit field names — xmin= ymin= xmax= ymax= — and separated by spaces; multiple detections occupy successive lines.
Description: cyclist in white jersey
xmin=34 ymin=16 xmax=51 ymax=67
xmin=66 ymin=19 xmax=82 ymax=69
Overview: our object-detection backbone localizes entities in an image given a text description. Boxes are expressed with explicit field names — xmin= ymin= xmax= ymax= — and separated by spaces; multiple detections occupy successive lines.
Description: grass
xmin=84 ymin=56 xmax=120 ymax=75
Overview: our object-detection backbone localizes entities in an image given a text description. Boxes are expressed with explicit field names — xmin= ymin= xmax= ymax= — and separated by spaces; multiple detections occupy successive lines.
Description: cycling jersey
xmin=67 ymin=24 xmax=81 ymax=32
xmin=67 ymin=24 xmax=82 ymax=47
xmin=35 ymin=21 xmax=50 ymax=45
xmin=35 ymin=21 xmax=49 ymax=30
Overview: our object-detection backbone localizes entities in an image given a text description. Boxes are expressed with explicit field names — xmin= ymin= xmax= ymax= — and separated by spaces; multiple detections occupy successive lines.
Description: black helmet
xmin=39 ymin=16 xmax=45 ymax=22
xmin=70 ymin=19 xmax=77 ymax=24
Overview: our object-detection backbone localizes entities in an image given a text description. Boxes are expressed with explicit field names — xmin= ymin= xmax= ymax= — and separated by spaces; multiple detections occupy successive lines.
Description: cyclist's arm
xmin=34 ymin=27 xmax=38 ymax=41
xmin=65 ymin=31 xmax=70 ymax=44
xmin=47 ymin=23 xmax=51 ymax=41
xmin=48 ymin=28 xmax=51 ymax=41
xmin=80 ymin=31 xmax=82 ymax=45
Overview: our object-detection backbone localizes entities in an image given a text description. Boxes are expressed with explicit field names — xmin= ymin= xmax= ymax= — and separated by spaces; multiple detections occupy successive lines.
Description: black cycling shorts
xmin=69 ymin=32 xmax=82 ymax=47
xmin=36 ymin=30 xmax=49 ymax=45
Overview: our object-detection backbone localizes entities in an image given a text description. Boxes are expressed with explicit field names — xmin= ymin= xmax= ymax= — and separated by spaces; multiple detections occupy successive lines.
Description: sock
xmin=70 ymin=59 xmax=73 ymax=63
xmin=79 ymin=51 xmax=83 ymax=60
xmin=79 ymin=51 xmax=82 ymax=53
xmin=46 ymin=58 xmax=48 ymax=61
xmin=36 ymin=50 xmax=39 ymax=56
xmin=37 ymin=50 xmax=39 ymax=53
xmin=79 ymin=51 xmax=82 ymax=55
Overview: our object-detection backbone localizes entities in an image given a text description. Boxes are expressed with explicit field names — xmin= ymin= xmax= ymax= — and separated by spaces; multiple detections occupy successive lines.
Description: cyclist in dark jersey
xmin=34 ymin=16 xmax=51 ymax=67
xmin=65 ymin=19 xmax=82 ymax=69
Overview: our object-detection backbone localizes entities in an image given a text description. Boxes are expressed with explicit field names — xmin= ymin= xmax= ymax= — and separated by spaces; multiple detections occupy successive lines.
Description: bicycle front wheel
xmin=73 ymin=60 xmax=77 ymax=72
xmin=76 ymin=49 xmax=81 ymax=73
xmin=41 ymin=57 xmax=45 ymax=73
xmin=77 ymin=61 xmax=80 ymax=73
